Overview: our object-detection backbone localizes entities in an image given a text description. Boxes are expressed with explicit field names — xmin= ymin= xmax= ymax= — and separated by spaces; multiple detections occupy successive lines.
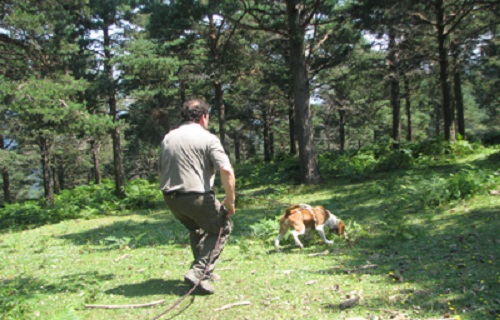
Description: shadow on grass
xmin=106 ymin=279 xmax=188 ymax=297
xmin=56 ymin=207 xmax=279 ymax=250
xmin=56 ymin=216 xmax=190 ymax=250
xmin=294 ymin=204 xmax=499 ymax=319
xmin=50 ymin=156 xmax=498 ymax=319
xmin=1 ymin=272 xmax=115 ymax=297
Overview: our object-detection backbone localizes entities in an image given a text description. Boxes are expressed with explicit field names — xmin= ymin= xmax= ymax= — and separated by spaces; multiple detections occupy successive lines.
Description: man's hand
xmin=222 ymin=200 xmax=235 ymax=217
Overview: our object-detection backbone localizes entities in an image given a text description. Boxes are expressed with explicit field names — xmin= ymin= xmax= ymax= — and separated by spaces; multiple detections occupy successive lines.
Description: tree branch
xmin=84 ymin=300 xmax=165 ymax=309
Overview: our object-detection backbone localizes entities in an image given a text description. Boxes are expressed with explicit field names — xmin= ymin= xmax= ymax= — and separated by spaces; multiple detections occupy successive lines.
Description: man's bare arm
xmin=220 ymin=165 xmax=236 ymax=217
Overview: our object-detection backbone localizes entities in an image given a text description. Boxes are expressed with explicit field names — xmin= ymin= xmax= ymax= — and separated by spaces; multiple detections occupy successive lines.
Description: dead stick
xmin=84 ymin=300 xmax=165 ymax=309
xmin=308 ymin=250 xmax=330 ymax=257
xmin=344 ymin=232 xmax=354 ymax=248
xmin=213 ymin=301 xmax=251 ymax=312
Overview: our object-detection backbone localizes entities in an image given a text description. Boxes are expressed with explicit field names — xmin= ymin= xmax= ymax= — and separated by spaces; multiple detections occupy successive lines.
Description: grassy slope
xmin=1 ymin=152 xmax=499 ymax=320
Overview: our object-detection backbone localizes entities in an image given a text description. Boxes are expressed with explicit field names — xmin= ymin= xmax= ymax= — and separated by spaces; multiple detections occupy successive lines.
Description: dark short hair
xmin=180 ymin=99 xmax=210 ymax=122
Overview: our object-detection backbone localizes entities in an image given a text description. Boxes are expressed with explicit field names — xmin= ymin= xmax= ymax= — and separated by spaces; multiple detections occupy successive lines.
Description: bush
xmin=249 ymin=218 xmax=279 ymax=243
xmin=373 ymin=148 xmax=414 ymax=172
xmin=122 ymin=179 xmax=164 ymax=210
xmin=0 ymin=201 xmax=47 ymax=229
xmin=319 ymin=149 xmax=376 ymax=177
xmin=0 ymin=179 xmax=163 ymax=230
xmin=415 ymin=168 xmax=490 ymax=207
xmin=236 ymin=155 xmax=300 ymax=188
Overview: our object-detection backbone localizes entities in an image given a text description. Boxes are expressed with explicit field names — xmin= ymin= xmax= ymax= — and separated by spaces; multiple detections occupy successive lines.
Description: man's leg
xmin=163 ymin=193 xmax=202 ymax=263
xmin=188 ymin=193 xmax=232 ymax=280
xmin=163 ymin=192 xmax=232 ymax=294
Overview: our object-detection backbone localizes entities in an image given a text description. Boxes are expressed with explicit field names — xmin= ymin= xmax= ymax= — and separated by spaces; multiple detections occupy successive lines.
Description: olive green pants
xmin=163 ymin=191 xmax=232 ymax=280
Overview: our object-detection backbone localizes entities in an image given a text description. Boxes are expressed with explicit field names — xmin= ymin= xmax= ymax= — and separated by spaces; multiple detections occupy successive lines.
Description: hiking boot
xmin=184 ymin=270 xmax=215 ymax=295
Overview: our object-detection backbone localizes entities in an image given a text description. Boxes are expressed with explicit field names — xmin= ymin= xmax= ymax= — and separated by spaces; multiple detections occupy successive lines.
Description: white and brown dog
xmin=275 ymin=204 xmax=345 ymax=251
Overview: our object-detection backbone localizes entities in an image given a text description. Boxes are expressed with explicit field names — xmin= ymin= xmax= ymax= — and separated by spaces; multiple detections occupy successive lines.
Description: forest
xmin=0 ymin=0 xmax=498 ymax=206
xmin=1 ymin=1 xmax=500 ymax=319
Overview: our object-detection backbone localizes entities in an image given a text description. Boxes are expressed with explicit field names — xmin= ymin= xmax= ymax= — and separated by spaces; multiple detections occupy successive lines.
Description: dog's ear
xmin=337 ymin=221 xmax=345 ymax=236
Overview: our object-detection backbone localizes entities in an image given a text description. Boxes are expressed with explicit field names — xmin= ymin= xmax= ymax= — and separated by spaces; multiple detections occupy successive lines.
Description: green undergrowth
xmin=0 ymin=143 xmax=499 ymax=319
xmin=0 ymin=179 xmax=165 ymax=230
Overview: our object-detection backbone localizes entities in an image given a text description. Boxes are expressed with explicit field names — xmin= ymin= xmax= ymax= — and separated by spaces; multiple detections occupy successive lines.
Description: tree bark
xmin=103 ymin=22 xmax=125 ymax=198
xmin=2 ymin=169 xmax=10 ymax=204
xmin=208 ymin=14 xmax=228 ymax=154
xmin=403 ymin=72 xmax=412 ymax=142
xmin=288 ymin=87 xmax=297 ymax=155
xmin=388 ymin=27 xmax=401 ymax=149
xmin=214 ymin=81 xmax=227 ymax=152
xmin=39 ymin=136 xmax=54 ymax=205
xmin=285 ymin=0 xmax=321 ymax=184
xmin=52 ymin=155 xmax=60 ymax=195
xmin=434 ymin=101 xmax=441 ymax=138
xmin=451 ymin=41 xmax=465 ymax=139
xmin=339 ymin=109 xmax=346 ymax=151
xmin=58 ymin=161 xmax=65 ymax=191
xmin=0 ymin=135 xmax=11 ymax=204
xmin=91 ymin=139 xmax=102 ymax=184
xmin=454 ymin=68 xmax=465 ymax=139
xmin=233 ymin=129 xmax=241 ymax=163
xmin=270 ymin=120 xmax=275 ymax=159
xmin=435 ymin=0 xmax=455 ymax=142
xmin=263 ymin=104 xmax=271 ymax=162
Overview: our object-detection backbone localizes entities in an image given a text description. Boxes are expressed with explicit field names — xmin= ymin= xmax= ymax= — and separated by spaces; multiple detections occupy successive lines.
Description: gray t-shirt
xmin=159 ymin=123 xmax=231 ymax=193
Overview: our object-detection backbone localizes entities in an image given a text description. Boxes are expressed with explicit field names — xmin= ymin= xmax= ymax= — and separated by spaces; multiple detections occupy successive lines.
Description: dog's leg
xmin=274 ymin=233 xmax=285 ymax=252
xmin=291 ymin=229 xmax=305 ymax=249
xmin=275 ymin=224 xmax=288 ymax=252
xmin=316 ymin=225 xmax=334 ymax=245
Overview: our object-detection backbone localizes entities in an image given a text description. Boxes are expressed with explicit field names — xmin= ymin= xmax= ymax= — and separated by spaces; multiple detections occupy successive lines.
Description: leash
xmin=151 ymin=220 xmax=226 ymax=320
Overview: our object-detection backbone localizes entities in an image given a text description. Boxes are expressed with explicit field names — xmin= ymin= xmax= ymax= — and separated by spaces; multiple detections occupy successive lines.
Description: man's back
xmin=159 ymin=123 xmax=229 ymax=194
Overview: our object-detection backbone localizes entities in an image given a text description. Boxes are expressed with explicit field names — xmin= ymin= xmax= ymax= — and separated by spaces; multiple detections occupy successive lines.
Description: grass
xmin=1 ymin=150 xmax=499 ymax=320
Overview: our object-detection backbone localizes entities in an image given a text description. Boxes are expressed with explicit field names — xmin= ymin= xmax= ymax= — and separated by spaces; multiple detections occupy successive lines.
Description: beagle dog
xmin=275 ymin=204 xmax=344 ymax=251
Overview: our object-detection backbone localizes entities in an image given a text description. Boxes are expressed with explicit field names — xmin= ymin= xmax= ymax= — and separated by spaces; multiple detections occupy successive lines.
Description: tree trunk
xmin=214 ymin=81 xmax=227 ymax=152
xmin=91 ymin=139 xmax=102 ymax=184
xmin=434 ymin=101 xmax=441 ymax=138
xmin=2 ymin=169 xmax=10 ymax=204
xmin=208 ymin=14 xmax=228 ymax=154
xmin=39 ymin=136 xmax=54 ymax=205
xmin=263 ymin=104 xmax=271 ymax=162
xmin=58 ymin=161 xmax=65 ymax=191
xmin=435 ymin=0 xmax=455 ymax=142
xmin=270 ymin=121 xmax=275 ymax=159
xmin=451 ymin=41 xmax=465 ymax=139
xmin=454 ymin=69 xmax=465 ymax=139
xmin=286 ymin=0 xmax=321 ymax=184
xmin=103 ymin=23 xmax=125 ymax=198
xmin=52 ymin=155 xmax=60 ymax=195
xmin=403 ymin=72 xmax=412 ymax=142
xmin=288 ymin=87 xmax=297 ymax=155
xmin=234 ymin=129 xmax=241 ymax=163
xmin=339 ymin=109 xmax=346 ymax=151
xmin=388 ymin=28 xmax=401 ymax=149
xmin=0 ymin=135 xmax=11 ymax=204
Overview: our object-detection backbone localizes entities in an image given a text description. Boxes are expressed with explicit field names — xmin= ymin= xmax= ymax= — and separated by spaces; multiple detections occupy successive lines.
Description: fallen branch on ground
xmin=213 ymin=301 xmax=251 ymax=312
xmin=114 ymin=254 xmax=130 ymax=261
xmin=308 ymin=250 xmax=330 ymax=257
xmin=339 ymin=296 xmax=359 ymax=309
xmin=389 ymin=273 xmax=404 ymax=282
xmin=84 ymin=300 xmax=165 ymax=309
xmin=346 ymin=264 xmax=378 ymax=274
xmin=344 ymin=232 xmax=354 ymax=248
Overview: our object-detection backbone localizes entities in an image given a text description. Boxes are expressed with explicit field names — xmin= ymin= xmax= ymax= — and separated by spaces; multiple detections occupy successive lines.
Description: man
xmin=159 ymin=98 xmax=236 ymax=295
